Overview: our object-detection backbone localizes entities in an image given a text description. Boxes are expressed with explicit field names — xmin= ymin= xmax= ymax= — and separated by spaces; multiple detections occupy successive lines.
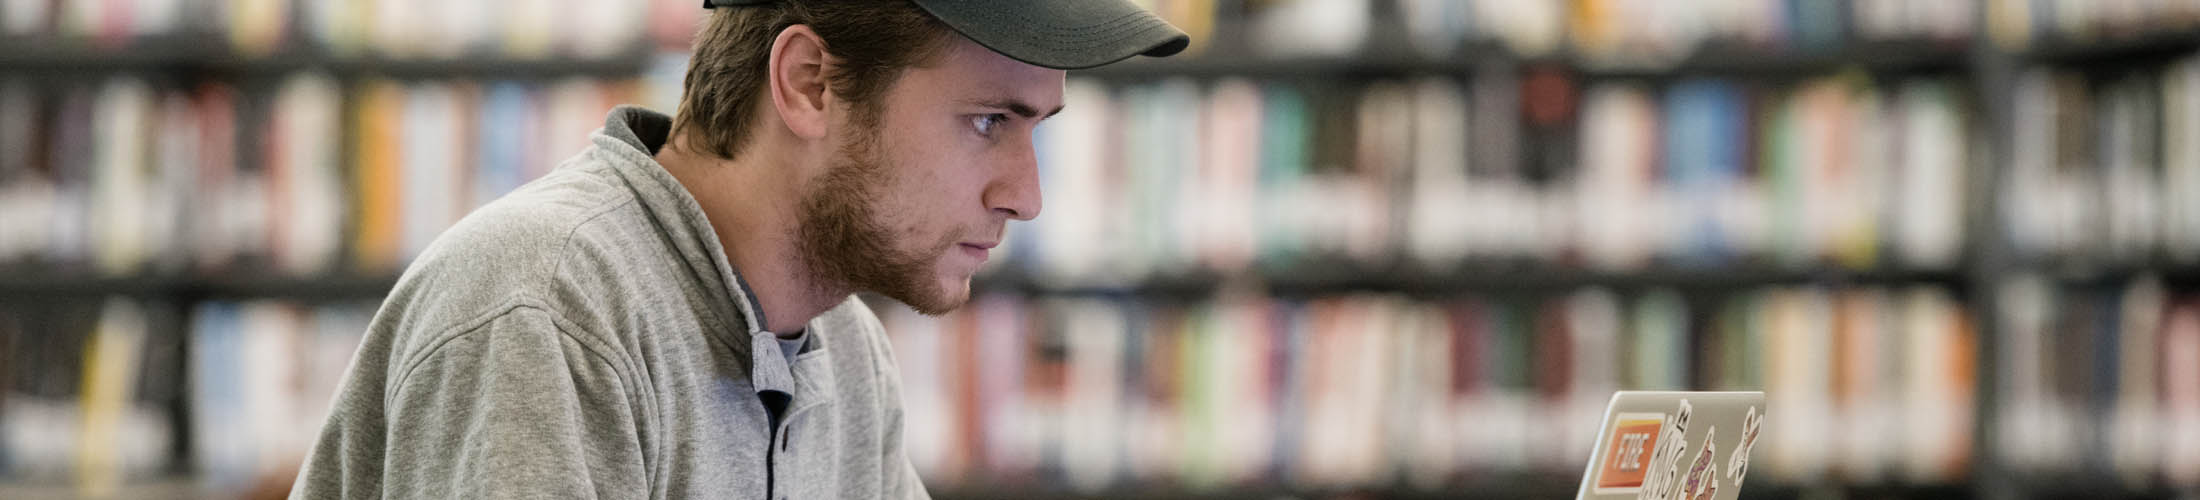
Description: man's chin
xmin=886 ymin=274 xmax=972 ymax=316
xmin=931 ymin=274 xmax=975 ymax=313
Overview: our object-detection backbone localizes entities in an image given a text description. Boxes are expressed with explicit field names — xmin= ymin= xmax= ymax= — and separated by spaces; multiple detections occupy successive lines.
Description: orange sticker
xmin=1595 ymin=414 xmax=1666 ymax=492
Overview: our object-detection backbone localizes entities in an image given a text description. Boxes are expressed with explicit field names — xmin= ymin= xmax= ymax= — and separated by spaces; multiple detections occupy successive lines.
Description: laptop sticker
xmin=1682 ymin=426 xmax=1716 ymax=499
xmin=1594 ymin=412 xmax=1668 ymax=494
xmin=1637 ymin=399 xmax=1693 ymax=500
xmin=1727 ymin=406 xmax=1762 ymax=488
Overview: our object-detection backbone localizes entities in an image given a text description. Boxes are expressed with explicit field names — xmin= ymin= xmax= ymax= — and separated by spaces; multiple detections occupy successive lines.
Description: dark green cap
xmin=703 ymin=0 xmax=1191 ymax=70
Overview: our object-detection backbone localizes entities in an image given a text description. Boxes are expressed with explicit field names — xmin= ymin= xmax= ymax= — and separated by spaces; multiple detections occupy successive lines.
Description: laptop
xmin=1574 ymin=391 xmax=1767 ymax=500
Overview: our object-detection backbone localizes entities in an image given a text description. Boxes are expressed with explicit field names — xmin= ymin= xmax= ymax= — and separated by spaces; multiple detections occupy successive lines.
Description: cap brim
xmin=911 ymin=0 xmax=1191 ymax=70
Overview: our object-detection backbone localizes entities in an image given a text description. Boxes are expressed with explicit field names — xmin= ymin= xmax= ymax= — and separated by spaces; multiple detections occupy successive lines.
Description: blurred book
xmin=2004 ymin=56 xmax=2200 ymax=265
xmin=0 ymin=300 xmax=175 ymax=492
xmin=265 ymin=74 xmax=347 ymax=275
xmin=1245 ymin=0 xmax=1366 ymax=58
xmin=2167 ymin=57 xmax=2200 ymax=264
xmin=190 ymin=300 xmax=371 ymax=493
xmin=0 ymin=303 xmax=94 ymax=483
xmin=1397 ymin=0 xmax=1474 ymax=57
xmin=0 ymin=80 xmax=52 ymax=265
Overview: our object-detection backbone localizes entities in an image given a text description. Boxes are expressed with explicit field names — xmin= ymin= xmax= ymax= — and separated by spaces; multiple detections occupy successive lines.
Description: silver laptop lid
xmin=1576 ymin=391 xmax=1767 ymax=500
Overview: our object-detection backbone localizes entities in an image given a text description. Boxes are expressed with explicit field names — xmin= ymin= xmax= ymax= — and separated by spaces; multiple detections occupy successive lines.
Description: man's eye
xmin=971 ymin=114 xmax=1009 ymax=136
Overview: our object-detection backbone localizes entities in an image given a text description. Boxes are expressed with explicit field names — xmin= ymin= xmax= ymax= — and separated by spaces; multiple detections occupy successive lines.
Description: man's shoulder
xmin=416 ymin=164 xmax=632 ymax=278
xmin=378 ymin=155 xmax=657 ymax=339
xmin=451 ymin=160 xmax=639 ymax=257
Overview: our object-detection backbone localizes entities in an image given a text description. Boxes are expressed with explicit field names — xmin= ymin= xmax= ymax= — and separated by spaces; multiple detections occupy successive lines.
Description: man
xmin=289 ymin=1 xmax=1186 ymax=498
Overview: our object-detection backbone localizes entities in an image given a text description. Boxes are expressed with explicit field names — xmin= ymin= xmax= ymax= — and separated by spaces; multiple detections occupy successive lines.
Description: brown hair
xmin=670 ymin=0 xmax=952 ymax=159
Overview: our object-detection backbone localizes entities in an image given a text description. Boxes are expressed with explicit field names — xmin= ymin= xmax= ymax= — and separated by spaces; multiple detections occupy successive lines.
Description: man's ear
xmin=767 ymin=24 xmax=831 ymax=141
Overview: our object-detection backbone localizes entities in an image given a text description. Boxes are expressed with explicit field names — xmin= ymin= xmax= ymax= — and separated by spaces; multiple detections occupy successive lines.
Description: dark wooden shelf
xmin=2015 ymin=29 xmax=2200 ymax=66
xmin=974 ymin=263 xmax=1966 ymax=298
xmin=0 ymin=35 xmax=654 ymax=78
xmin=926 ymin=479 xmax=1979 ymax=500
xmin=1559 ymin=39 xmax=1973 ymax=78
xmin=926 ymin=473 xmax=1577 ymax=500
xmin=223 ymin=53 xmax=656 ymax=78
xmin=1994 ymin=258 xmax=2200 ymax=287
xmin=1072 ymin=39 xmax=1971 ymax=81
xmin=1272 ymin=262 xmax=1965 ymax=294
xmin=1075 ymin=50 xmax=1476 ymax=80
xmin=0 ymin=274 xmax=183 ymax=299
xmin=0 ymin=35 xmax=1970 ymax=81
xmin=188 ymin=274 xmax=403 ymax=299
xmin=2 ymin=34 xmax=1971 ymax=83
xmin=0 ymin=271 xmax=398 ymax=300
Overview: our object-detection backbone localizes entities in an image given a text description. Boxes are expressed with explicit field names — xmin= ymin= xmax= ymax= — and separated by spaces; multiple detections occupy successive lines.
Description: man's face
xmin=796 ymin=34 xmax=1064 ymax=315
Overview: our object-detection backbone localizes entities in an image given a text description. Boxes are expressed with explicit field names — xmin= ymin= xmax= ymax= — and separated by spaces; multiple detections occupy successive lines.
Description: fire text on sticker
xmin=1596 ymin=414 xmax=1667 ymax=492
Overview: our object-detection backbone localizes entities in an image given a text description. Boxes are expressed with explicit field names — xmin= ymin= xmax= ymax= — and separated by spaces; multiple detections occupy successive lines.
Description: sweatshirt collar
xmin=586 ymin=105 xmax=803 ymax=399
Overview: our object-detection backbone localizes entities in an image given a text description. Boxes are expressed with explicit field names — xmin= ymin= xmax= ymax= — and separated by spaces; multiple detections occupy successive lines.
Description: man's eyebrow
xmin=965 ymin=98 xmax=1066 ymax=120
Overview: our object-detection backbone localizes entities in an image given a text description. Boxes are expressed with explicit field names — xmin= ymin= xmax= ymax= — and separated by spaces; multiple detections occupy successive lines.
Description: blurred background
xmin=1 ymin=0 xmax=2198 ymax=499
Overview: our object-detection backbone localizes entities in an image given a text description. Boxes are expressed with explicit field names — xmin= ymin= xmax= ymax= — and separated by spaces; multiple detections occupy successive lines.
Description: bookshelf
xmin=0 ymin=273 xmax=401 ymax=299
xmin=2016 ymin=30 xmax=2200 ymax=66
xmin=4 ymin=1 xmax=2200 ymax=499
xmin=1073 ymin=40 xmax=1973 ymax=82
xmin=0 ymin=38 xmax=656 ymax=78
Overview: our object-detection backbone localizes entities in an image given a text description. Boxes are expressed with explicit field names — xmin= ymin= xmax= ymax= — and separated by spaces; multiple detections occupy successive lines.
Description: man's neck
xmin=654 ymin=136 xmax=845 ymax=335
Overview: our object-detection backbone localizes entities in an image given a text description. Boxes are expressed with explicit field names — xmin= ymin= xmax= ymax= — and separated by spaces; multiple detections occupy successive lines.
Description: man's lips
xmin=958 ymin=241 xmax=996 ymax=261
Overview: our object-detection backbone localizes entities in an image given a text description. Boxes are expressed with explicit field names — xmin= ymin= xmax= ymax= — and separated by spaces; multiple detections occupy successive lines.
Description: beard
xmin=794 ymin=119 xmax=970 ymax=315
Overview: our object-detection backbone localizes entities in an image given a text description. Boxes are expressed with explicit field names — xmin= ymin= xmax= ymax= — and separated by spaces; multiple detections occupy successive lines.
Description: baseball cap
xmin=703 ymin=0 xmax=1192 ymax=70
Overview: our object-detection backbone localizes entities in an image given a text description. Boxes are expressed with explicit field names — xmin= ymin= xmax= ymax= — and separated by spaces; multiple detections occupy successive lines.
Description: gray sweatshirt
xmin=289 ymin=106 xmax=930 ymax=500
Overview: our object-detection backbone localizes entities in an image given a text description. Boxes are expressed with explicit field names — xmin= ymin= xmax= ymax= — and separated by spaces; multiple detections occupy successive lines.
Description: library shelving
xmin=6 ymin=1 xmax=2200 ymax=499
